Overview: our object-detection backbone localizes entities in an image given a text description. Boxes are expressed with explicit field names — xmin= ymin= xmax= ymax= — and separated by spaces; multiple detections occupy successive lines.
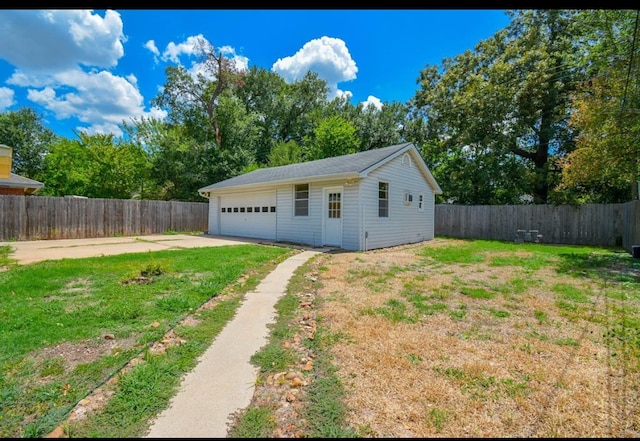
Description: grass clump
xmin=0 ymin=244 xmax=16 ymax=268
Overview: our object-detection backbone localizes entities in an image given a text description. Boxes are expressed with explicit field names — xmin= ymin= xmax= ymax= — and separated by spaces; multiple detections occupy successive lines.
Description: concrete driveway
xmin=0 ymin=234 xmax=275 ymax=265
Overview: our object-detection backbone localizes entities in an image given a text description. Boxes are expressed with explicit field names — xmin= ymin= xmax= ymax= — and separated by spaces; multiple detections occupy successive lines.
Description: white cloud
xmin=26 ymin=69 xmax=167 ymax=137
xmin=272 ymin=36 xmax=358 ymax=100
xmin=0 ymin=87 xmax=15 ymax=111
xmin=362 ymin=95 xmax=382 ymax=111
xmin=145 ymin=40 xmax=160 ymax=56
xmin=161 ymin=35 xmax=203 ymax=64
xmin=334 ymin=89 xmax=353 ymax=101
xmin=0 ymin=10 xmax=124 ymax=72
xmin=145 ymin=40 xmax=160 ymax=63
xmin=0 ymin=9 xmax=163 ymax=136
xmin=7 ymin=71 xmax=56 ymax=88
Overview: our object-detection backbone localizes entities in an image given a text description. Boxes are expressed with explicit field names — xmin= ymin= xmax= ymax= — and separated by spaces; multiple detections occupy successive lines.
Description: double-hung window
xmin=378 ymin=182 xmax=389 ymax=217
xmin=294 ymin=183 xmax=309 ymax=216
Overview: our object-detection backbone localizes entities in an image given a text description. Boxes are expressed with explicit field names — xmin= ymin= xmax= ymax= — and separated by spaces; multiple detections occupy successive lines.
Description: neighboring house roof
xmin=199 ymin=142 xmax=442 ymax=195
xmin=0 ymin=173 xmax=45 ymax=194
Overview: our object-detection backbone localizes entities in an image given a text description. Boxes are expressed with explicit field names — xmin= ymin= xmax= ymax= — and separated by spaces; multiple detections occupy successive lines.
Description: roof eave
xmin=199 ymin=172 xmax=360 ymax=194
xmin=0 ymin=182 xmax=44 ymax=189
xmin=416 ymin=161 xmax=443 ymax=194
xmin=358 ymin=142 xmax=413 ymax=177
xmin=359 ymin=143 xmax=443 ymax=194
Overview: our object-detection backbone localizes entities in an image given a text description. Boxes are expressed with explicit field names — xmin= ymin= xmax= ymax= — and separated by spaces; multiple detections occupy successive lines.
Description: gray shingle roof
xmin=199 ymin=143 xmax=415 ymax=192
xmin=0 ymin=173 xmax=44 ymax=189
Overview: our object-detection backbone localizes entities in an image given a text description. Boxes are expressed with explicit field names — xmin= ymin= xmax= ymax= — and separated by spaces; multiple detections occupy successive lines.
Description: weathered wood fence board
xmin=0 ymin=195 xmax=208 ymax=241
xmin=622 ymin=200 xmax=640 ymax=252
xmin=436 ymin=202 xmax=639 ymax=251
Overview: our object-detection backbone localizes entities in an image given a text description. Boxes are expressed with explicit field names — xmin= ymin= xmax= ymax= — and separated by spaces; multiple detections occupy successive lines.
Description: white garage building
xmin=198 ymin=142 xmax=442 ymax=251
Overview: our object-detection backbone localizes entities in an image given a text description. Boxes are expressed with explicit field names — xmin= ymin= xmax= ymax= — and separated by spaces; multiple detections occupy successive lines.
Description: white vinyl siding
xmin=276 ymin=183 xmax=322 ymax=247
xmin=276 ymin=180 xmax=358 ymax=248
xmin=207 ymin=195 xmax=221 ymax=235
xmin=340 ymin=183 xmax=360 ymax=250
xmin=360 ymin=150 xmax=436 ymax=250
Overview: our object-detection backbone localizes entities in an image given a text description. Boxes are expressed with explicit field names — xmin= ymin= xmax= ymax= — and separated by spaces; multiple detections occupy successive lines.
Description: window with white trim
xmin=379 ymin=181 xmax=389 ymax=217
xmin=294 ymin=183 xmax=309 ymax=216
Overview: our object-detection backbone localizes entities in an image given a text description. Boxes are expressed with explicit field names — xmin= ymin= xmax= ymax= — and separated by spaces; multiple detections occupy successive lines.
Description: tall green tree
xmin=124 ymin=118 xmax=207 ymax=201
xmin=327 ymin=97 xmax=408 ymax=152
xmin=414 ymin=9 xmax=584 ymax=204
xmin=151 ymin=36 xmax=244 ymax=149
xmin=125 ymin=117 xmax=251 ymax=201
xmin=234 ymin=68 xmax=330 ymax=164
xmin=268 ymin=140 xmax=303 ymax=167
xmin=304 ymin=115 xmax=359 ymax=161
xmin=279 ymin=71 xmax=330 ymax=146
xmin=557 ymin=9 xmax=640 ymax=202
xmin=42 ymin=132 xmax=149 ymax=199
xmin=152 ymin=63 xmax=329 ymax=176
xmin=214 ymin=91 xmax=260 ymax=163
xmin=233 ymin=66 xmax=288 ymax=163
xmin=0 ymin=107 xmax=57 ymax=180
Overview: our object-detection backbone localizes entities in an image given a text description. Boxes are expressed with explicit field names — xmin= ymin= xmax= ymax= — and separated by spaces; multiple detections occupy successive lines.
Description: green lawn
xmin=0 ymin=244 xmax=294 ymax=438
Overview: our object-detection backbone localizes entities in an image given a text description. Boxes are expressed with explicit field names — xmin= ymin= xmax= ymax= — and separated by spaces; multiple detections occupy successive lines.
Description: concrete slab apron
xmin=145 ymin=250 xmax=320 ymax=438
xmin=1 ymin=234 xmax=264 ymax=265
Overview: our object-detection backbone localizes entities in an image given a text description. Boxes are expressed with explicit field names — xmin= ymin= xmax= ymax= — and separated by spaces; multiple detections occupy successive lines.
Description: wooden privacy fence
xmin=435 ymin=201 xmax=640 ymax=252
xmin=0 ymin=195 xmax=209 ymax=241
xmin=3 ymin=196 xmax=639 ymax=250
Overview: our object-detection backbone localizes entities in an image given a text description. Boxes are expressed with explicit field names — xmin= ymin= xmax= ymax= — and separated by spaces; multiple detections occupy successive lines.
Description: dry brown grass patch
xmin=313 ymin=240 xmax=639 ymax=438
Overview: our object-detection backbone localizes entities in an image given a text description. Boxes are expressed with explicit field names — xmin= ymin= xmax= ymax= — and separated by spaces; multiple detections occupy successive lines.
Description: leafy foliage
xmin=556 ymin=10 xmax=640 ymax=203
xmin=0 ymin=107 xmax=57 ymax=180
xmin=42 ymin=132 xmax=149 ymax=199
xmin=414 ymin=9 xmax=584 ymax=204
xmin=268 ymin=140 xmax=303 ymax=167
xmin=305 ymin=115 xmax=359 ymax=160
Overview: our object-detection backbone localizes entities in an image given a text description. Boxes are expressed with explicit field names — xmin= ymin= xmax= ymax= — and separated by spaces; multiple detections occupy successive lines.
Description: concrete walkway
xmin=144 ymin=249 xmax=322 ymax=438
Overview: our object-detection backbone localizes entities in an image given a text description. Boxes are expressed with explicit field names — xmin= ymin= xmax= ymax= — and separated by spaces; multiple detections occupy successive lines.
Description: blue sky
xmin=0 ymin=9 xmax=512 ymax=140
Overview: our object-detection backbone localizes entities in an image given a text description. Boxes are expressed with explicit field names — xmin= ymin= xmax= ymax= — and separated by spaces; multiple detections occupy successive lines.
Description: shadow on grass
xmin=555 ymin=250 xmax=640 ymax=285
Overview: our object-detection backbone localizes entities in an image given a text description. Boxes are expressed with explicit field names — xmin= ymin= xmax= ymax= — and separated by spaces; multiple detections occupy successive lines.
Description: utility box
xmin=515 ymin=229 xmax=542 ymax=243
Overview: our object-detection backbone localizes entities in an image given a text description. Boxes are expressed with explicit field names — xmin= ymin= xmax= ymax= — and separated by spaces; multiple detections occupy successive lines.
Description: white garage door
xmin=220 ymin=191 xmax=276 ymax=240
